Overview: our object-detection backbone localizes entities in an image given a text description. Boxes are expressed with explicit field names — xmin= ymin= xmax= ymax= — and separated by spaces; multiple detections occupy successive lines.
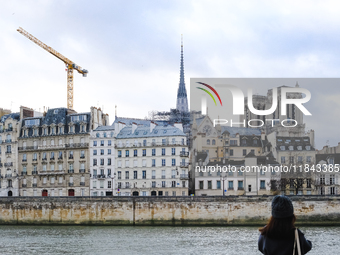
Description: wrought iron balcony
xmin=180 ymin=162 xmax=189 ymax=168
xmin=68 ymin=169 xmax=74 ymax=173
xmin=97 ymin=174 xmax=106 ymax=179
xmin=4 ymin=162 xmax=13 ymax=167
xmin=5 ymin=151 xmax=12 ymax=155
xmin=32 ymin=171 xmax=38 ymax=175
xmin=32 ymin=184 xmax=37 ymax=187
xmin=5 ymin=174 xmax=12 ymax=178
xmin=79 ymin=169 xmax=86 ymax=173
xmin=69 ymin=182 xmax=74 ymax=186
xmin=22 ymin=184 xmax=27 ymax=187
xmin=180 ymin=151 xmax=189 ymax=157
xmin=22 ymin=159 xmax=27 ymax=162
xmin=180 ymin=174 xmax=189 ymax=179
xmin=80 ymin=182 xmax=85 ymax=186
xmin=21 ymin=172 xmax=27 ymax=176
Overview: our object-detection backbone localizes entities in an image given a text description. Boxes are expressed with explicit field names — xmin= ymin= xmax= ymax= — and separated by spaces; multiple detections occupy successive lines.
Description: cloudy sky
xmin=1 ymin=0 xmax=340 ymax=149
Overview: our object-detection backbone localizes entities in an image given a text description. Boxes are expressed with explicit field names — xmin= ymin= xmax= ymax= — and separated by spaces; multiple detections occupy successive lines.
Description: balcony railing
xmin=65 ymin=143 xmax=89 ymax=148
xmin=32 ymin=184 xmax=37 ymax=187
xmin=22 ymin=159 xmax=27 ymax=162
xmin=4 ymin=162 xmax=13 ymax=167
xmin=115 ymin=141 xmax=186 ymax=149
xmin=50 ymin=157 xmax=55 ymax=161
xmin=42 ymin=158 xmax=47 ymax=161
xmin=32 ymin=171 xmax=38 ymax=175
xmin=80 ymin=155 xmax=85 ymax=159
xmin=21 ymin=172 xmax=27 ymax=176
xmin=238 ymin=187 xmax=244 ymax=190
xmin=180 ymin=162 xmax=189 ymax=168
xmin=5 ymin=139 xmax=12 ymax=143
xmin=6 ymin=127 xmax=13 ymax=132
xmin=22 ymin=184 xmax=27 ymax=187
xmin=162 ymin=175 xmax=166 ymax=179
xmin=97 ymin=174 xmax=106 ymax=179
xmin=180 ymin=151 xmax=189 ymax=157
xmin=152 ymin=176 xmax=156 ymax=179
xmin=5 ymin=174 xmax=12 ymax=178
xmin=7 ymin=185 xmax=12 ymax=188
xmin=80 ymin=182 xmax=85 ymax=186
xmin=180 ymin=174 xmax=189 ymax=179
xmin=79 ymin=169 xmax=86 ymax=173
xmin=68 ymin=169 xmax=74 ymax=173
xmin=69 ymin=182 xmax=74 ymax=186
xmin=5 ymin=151 xmax=12 ymax=155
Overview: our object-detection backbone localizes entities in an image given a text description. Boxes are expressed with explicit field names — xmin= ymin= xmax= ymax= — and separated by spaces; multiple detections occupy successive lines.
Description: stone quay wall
xmin=0 ymin=196 xmax=339 ymax=226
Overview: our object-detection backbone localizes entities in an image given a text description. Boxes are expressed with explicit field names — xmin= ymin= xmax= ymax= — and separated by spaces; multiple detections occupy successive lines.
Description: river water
xmin=0 ymin=225 xmax=338 ymax=254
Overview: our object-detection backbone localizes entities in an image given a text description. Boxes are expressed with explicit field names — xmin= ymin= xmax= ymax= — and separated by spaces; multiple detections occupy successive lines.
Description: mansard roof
xmin=116 ymin=125 xmax=185 ymax=139
xmin=221 ymin=126 xmax=262 ymax=137
xmin=0 ymin=112 xmax=20 ymax=123
xmin=276 ymin=136 xmax=315 ymax=151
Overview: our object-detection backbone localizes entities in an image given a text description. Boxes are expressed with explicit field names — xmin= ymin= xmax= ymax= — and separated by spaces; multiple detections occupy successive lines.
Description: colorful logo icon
xmin=196 ymin=82 xmax=222 ymax=106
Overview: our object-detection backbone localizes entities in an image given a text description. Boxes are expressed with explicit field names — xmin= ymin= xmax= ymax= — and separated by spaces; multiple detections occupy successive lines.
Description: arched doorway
xmin=68 ymin=189 xmax=75 ymax=196
xmin=151 ymin=191 xmax=156 ymax=196
xmin=132 ymin=191 xmax=139 ymax=196
xmin=7 ymin=191 xmax=12 ymax=197
xmin=42 ymin=190 xmax=48 ymax=196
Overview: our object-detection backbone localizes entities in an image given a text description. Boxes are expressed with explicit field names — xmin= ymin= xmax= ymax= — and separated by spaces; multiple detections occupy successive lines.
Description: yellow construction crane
xmin=17 ymin=27 xmax=88 ymax=110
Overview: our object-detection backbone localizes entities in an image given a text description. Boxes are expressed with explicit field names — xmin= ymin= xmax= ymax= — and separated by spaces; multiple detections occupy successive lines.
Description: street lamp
xmin=220 ymin=174 xmax=227 ymax=196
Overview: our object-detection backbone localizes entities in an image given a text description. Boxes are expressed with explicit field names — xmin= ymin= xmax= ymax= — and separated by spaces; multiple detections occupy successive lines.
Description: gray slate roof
xmin=221 ymin=126 xmax=262 ymax=137
xmin=116 ymin=125 xmax=185 ymax=139
xmin=0 ymin=113 xmax=20 ymax=123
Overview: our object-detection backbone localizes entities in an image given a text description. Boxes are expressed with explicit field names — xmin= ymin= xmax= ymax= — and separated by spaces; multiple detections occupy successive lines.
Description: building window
xmin=152 ymin=149 xmax=156 ymax=156
xmin=289 ymin=156 xmax=294 ymax=164
xmin=172 ymin=148 xmax=176 ymax=155
xmin=207 ymin=139 xmax=210 ymax=145
xmin=228 ymin=181 xmax=233 ymax=189
xmin=93 ymin=141 xmax=97 ymax=147
xmin=142 ymin=171 xmax=146 ymax=179
xmin=108 ymin=140 xmax=112 ymax=146
xmin=281 ymin=156 xmax=285 ymax=164
xmin=100 ymin=149 xmax=104 ymax=155
xmin=238 ymin=181 xmax=244 ymax=190
xmin=162 ymin=159 xmax=166 ymax=166
xmin=230 ymin=149 xmax=234 ymax=156
xmin=171 ymin=181 xmax=176 ymax=188
xmin=93 ymin=159 xmax=97 ymax=166
xmin=172 ymin=159 xmax=176 ymax=166
xmin=100 ymin=140 xmax=104 ymax=146
xmin=125 ymin=150 xmax=129 ymax=157
xmin=260 ymin=180 xmax=266 ymax=189
xmin=152 ymin=159 xmax=156 ymax=167
xmin=162 ymin=148 xmax=166 ymax=156
xmin=217 ymin=180 xmax=221 ymax=189
xmin=118 ymin=150 xmax=121 ymax=158
xmin=298 ymin=156 xmax=303 ymax=163
xmin=108 ymin=181 xmax=112 ymax=189
xmin=212 ymin=139 xmax=216 ymax=145
xmin=143 ymin=149 xmax=146 ymax=156
xmin=93 ymin=150 xmax=97 ymax=156
xmin=108 ymin=158 xmax=111 ymax=165
xmin=243 ymin=149 xmax=246 ymax=156
xmin=230 ymin=140 xmax=237 ymax=145
xmin=306 ymin=156 xmax=311 ymax=163
xmin=125 ymin=171 xmax=129 ymax=179
xmin=118 ymin=171 xmax=121 ymax=179
xmin=134 ymin=171 xmax=137 ymax=179
xmin=330 ymin=175 xmax=335 ymax=185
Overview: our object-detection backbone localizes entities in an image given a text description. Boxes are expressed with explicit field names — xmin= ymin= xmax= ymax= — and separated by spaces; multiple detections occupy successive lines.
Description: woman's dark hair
xmin=259 ymin=214 xmax=296 ymax=238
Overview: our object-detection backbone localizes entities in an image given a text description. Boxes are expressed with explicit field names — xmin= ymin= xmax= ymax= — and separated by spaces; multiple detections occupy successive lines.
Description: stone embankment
xmin=0 ymin=196 xmax=339 ymax=225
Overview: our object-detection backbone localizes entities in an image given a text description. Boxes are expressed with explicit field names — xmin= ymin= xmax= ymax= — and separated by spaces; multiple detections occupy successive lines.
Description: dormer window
xmin=51 ymin=127 xmax=55 ymax=135
xmin=289 ymin=146 xmax=294 ymax=151
xmin=103 ymin=132 xmax=107 ymax=138
xmin=280 ymin=146 xmax=285 ymax=150
xmin=81 ymin=125 xmax=85 ymax=132
xmin=329 ymin=158 xmax=334 ymax=165
xmin=96 ymin=133 xmax=100 ymax=138
xmin=43 ymin=128 xmax=48 ymax=135
xmin=297 ymin=146 xmax=302 ymax=150
xmin=59 ymin=126 xmax=63 ymax=134
xmin=34 ymin=128 xmax=38 ymax=136
xmin=23 ymin=129 xmax=27 ymax=137
xmin=306 ymin=146 xmax=311 ymax=150
xmin=69 ymin=125 xmax=74 ymax=133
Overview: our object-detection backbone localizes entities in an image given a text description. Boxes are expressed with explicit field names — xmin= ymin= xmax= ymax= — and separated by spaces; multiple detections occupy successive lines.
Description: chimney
xmin=132 ymin=122 xmax=137 ymax=133
xmin=115 ymin=121 xmax=126 ymax=134
xmin=150 ymin=121 xmax=157 ymax=133
xmin=174 ymin=122 xmax=183 ymax=132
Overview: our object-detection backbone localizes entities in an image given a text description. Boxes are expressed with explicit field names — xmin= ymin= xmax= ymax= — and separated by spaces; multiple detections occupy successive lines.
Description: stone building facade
xmin=90 ymin=125 xmax=116 ymax=196
xmin=17 ymin=107 xmax=109 ymax=197
xmin=0 ymin=112 xmax=21 ymax=196
xmin=115 ymin=122 xmax=189 ymax=196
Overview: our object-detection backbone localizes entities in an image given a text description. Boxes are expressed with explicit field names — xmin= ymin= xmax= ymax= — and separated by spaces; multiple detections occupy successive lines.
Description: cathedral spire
xmin=176 ymin=34 xmax=189 ymax=112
